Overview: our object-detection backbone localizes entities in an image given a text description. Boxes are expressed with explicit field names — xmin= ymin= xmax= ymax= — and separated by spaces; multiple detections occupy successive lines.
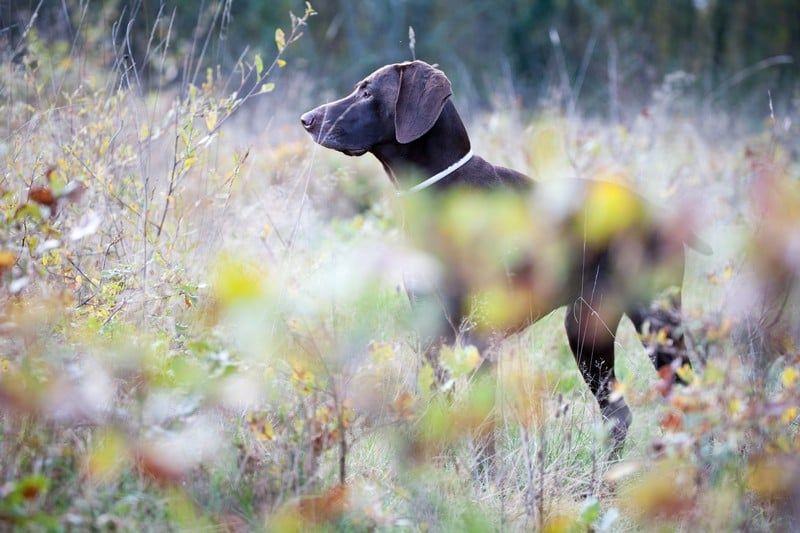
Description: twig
xmin=12 ymin=0 xmax=44 ymax=55
xmin=705 ymin=55 xmax=793 ymax=103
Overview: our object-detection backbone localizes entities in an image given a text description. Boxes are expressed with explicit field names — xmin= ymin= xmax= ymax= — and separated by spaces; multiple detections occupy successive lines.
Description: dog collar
xmin=399 ymin=149 xmax=473 ymax=195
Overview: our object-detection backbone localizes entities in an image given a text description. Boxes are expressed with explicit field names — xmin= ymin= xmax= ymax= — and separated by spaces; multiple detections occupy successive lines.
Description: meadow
xmin=1 ymin=4 xmax=799 ymax=531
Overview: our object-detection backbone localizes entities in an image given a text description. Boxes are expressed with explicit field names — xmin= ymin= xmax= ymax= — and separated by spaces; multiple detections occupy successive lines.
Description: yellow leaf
xmin=205 ymin=108 xmax=218 ymax=131
xmin=84 ymin=430 xmax=128 ymax=482
xmin=315 ymin=405 xmax=331 ymax=424
xmin=277 ymin=59 xmax=287 ymax=68
xmin=722 ymin=264 xmax=733 ymax=281
xmin=464 ymin=346 xmax=481 ymax=370
xmin=267 ymin=507 xmax=304 ymax=533
xmin=728 ymin=398 xmax=743 ymax=415
xmin=675 ymin=364 xmax=694 ymax=384
xmin=139 ymin=124 xmax=150 ymax=141
xmin=619 ymin=459 xmax=697 ymax=520
xmin=260 ymin=83 xmax=275 ymax=94
xmin=183 ymin=156 xmax=197 ymax=172
xmin=470 ymin=284 xmax=532 ymax=332
xmin=248 ymin=415 xmax=275 ymax=442
xmin=259 ymin=420 xmax=275 ymax=441
xmin=543 ymin=513 xmax=579 ymax=533
xmin=368 ymin=341 xmax=394 ymax=363
xmin=212 ymin=254 xmax=267 ymax=305
xmin=291 ymin=363 xmax=315 ymax=393
xmin=782 ymin=406 xmax=798 ymax=424
xmin=580 ymin=181 xmax=645 ymax=247
xmin=782 ymin=367 xmax=798 ymax=388
xmin=440 ymin=344 xmax=482 ymax=378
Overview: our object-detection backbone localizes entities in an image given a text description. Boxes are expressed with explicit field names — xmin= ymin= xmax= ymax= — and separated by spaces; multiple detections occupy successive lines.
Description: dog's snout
xmin=300 ymin=111 xmax=316 ymax=130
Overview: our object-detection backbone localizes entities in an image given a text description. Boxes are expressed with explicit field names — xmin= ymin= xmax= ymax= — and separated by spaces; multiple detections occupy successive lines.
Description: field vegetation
xmin=1 ymin=1 xmax=799 ymax=531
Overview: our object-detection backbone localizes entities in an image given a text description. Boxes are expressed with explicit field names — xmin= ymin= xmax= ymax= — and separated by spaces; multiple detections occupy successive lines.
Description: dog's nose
xmin=300 ymin=111 xmax=315 ymax=130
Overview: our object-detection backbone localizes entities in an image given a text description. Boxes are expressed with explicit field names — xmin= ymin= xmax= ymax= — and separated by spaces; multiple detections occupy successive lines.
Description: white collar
xmin=398 ymin=149 xmax=473 ymax=195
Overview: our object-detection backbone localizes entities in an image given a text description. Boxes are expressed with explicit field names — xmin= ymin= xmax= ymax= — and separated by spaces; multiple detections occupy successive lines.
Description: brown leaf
xmin=28 ymin=185 xmax=56 ymax=207
xmin=297 ymin=484 xmax=347 ymax=524
xmin=660 ymin=410 xmax=683 ymax=432
xmin=393 ymin=390 xmax=415 ymax=420
xmin=0 ymin=250 xmax=16 ymax=271
xmin=135 ymin=445 xmax=185 ymax=485
xmin=670 ymin=394 xmax=704 ymax=413
xmin=655 ymin=365 xmax=675 ymax=397
xmin=747 ymin=454 xmax=800 ymax=501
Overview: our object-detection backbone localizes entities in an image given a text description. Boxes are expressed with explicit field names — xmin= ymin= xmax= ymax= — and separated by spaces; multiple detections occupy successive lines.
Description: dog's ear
xmin=394 ymin=61 xmax=452 ymax=144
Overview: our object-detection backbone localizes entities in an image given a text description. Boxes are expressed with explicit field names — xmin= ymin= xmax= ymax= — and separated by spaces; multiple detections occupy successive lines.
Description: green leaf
xmin=11 ymin=475 xmax=50 ymax=503
xmin=260 ymin=83 xmax=275 ymax=94
xmin=418 ymin=362 xmax=435 ymax=396
xmin=275 ymin=28 xmax=286 ymax=52
xmin=254 ymin=54 xmax=264 ymax=77
xmin=579 ymin=497 xmax=601 ymax=526
xmin=441 ymin=344 xmax=482 ymax=378
xmin=14 ymin=203 xmax=42 ymax=222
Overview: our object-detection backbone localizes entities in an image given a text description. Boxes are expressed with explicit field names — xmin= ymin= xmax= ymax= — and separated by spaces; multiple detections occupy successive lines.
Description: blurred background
xmin=3 ymin=0 xmax=798 ymax=119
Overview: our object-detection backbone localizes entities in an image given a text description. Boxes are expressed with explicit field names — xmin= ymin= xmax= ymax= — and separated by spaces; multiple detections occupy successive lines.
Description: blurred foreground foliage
xmin=0 ymin=3 xmax=799 ymax=532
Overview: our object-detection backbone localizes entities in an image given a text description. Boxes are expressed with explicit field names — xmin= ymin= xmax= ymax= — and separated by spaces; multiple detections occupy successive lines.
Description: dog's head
xmin=301 ymin=60 xmax=452 ymax=155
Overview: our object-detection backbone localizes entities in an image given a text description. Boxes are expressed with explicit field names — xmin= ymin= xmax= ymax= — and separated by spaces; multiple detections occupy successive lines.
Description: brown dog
xmin=302 ymin=60 xmax=702 ymax=460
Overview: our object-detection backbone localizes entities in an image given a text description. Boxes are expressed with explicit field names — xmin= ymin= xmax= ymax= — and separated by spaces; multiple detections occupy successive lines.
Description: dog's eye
xmin=361 ymin=88 xmax=371 ymax=99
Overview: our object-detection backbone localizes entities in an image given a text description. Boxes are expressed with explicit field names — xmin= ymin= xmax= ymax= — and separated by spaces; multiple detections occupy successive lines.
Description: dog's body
xmin=302 ymin=60 xmax=694 ymax=454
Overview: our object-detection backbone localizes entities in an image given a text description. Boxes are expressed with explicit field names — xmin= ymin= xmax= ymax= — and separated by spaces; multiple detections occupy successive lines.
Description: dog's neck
xmin=370 ymin=100 xmax=472 ymax=190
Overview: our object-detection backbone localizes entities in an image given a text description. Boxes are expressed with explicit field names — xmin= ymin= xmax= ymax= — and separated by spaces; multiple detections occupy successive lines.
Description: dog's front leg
xmin=404 ymin=279 xmax=498 ymax=478
xmin=403 ymin=278 xmax=463 ymax=384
